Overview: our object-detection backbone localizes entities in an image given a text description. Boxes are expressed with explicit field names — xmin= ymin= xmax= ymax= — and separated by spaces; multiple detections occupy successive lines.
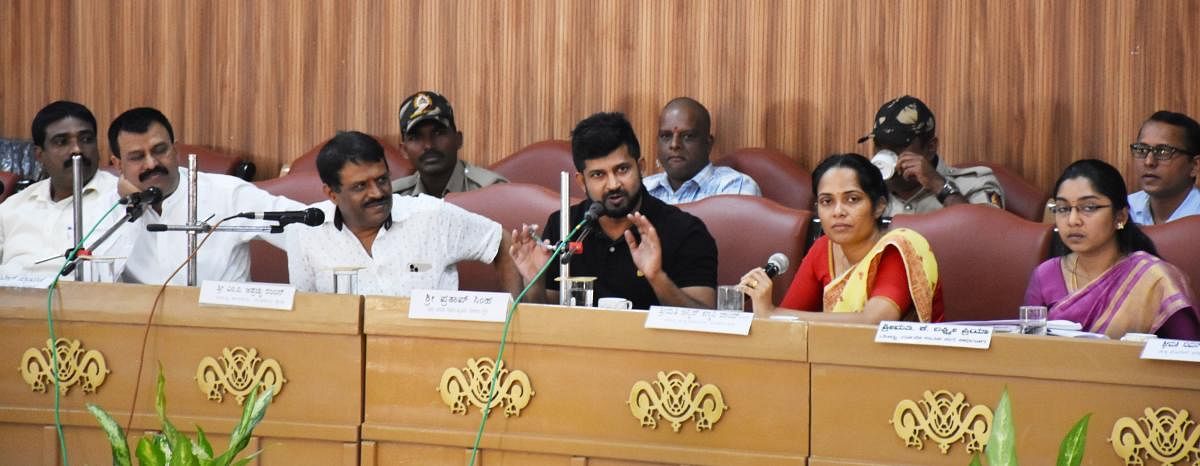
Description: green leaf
xmin=229 ymin=449 xmax=263 ymax=466
xmin=155 ymin=363 xmax=187 ymax=449
xmin=193 ymin=425 xmax=214 ymax=460
xmin=969 ymin=453 xmax=983 ymax=466
xmin=1056 ymin=413 xmax=1091 ymax=466
xmin=86 ymin=403 xmax=133 ymax=466
xmin=985 ymin=388 xmax=1017 ymax=466
xmin=168 ymin=434 xmax=200 ymax=466
xmin=135 ymin=434 xmax=167 ymax=466
xmin=214 ymin=386 xmax=274 ymax=465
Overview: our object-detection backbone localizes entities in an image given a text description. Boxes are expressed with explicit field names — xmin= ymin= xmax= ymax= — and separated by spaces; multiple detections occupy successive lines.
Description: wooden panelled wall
xmin=2 ymin=0 xmax=1197 ymax=190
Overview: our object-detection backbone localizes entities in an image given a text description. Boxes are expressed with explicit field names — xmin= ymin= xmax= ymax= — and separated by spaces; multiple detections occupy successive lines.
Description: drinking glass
xmin=560 ymin=276 xmax=596 ymax=307
xmin=332 ymin=267 xmax=360 ymax=295
xmin=717 ymin=285 xmax=745 ymax=311
xmin=82 ymin=257 xmax=116 ymax=283
xmin=1019 ymin=305 xmax=1048 ymax=335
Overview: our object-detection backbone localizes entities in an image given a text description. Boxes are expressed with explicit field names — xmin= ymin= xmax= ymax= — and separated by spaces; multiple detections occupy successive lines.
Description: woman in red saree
xmin=1024 ymin=160 xmax=1198 ymax=340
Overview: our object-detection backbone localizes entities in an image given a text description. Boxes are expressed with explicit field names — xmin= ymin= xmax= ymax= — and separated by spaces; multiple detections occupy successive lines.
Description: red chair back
xmin=954 ymin=161 xmax=1048 ymax=222
xmin=713 ymin=148 xmax=812 ymax=211
xmin=489 ymin=140 xmax=583 ymax=198
xmin=446 ymin=183 xmax=572 ymax=292
xmin=890 ymin=204 xmax=1053 ymax=321
xmin=677 ymin=195 xmax=811 ymax=305
xmin=1143 ymin=215 xmax=1200 ymax=299
xmin=0 ymin=170 xmax=18 ymax=204
xmin=285 ymin=135 xmax=413 ymax=179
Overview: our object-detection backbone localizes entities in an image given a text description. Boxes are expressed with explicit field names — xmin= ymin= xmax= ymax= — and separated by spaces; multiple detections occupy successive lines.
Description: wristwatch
xmin=936 ymin=179 xmax=961 ymax=203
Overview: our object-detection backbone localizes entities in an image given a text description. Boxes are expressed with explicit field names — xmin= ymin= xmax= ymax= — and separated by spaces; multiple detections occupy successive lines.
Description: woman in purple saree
xmin=1024 ymin=160 xmax=1199 ymax=340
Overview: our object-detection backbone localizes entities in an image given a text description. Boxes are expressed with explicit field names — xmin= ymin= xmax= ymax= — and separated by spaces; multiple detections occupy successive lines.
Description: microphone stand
xmin=186 ymin=154 xmax=199 ymax=286
xmin=70 ymin=155 xmax=85 ymax=281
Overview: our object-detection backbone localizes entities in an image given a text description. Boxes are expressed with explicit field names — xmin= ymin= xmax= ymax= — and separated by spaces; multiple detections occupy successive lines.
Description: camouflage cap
xmin=398 ymin=91 xmax=456 ymax=135
xmin=857 ymin=95 xmax=936 ymax=148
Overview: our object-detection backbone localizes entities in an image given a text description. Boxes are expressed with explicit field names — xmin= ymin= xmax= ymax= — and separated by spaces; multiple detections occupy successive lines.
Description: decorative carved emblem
xmin=891 ymin=390 xmax=993 ymax=454
xmin=195 ymin=347 xmax=285 ymax=405
xmin=437 ymin=358 xmax=533 ymax=417
xmin=1110 ymin=407 xmax=1200 ymax=465
xmin=19 ymin=338 xmax=109 ymax=395
xmin=628 ymin=371 xmax=727 ymax=433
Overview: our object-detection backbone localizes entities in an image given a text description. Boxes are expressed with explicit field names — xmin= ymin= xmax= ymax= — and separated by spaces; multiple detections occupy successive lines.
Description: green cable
xmin=45 ymin=200 xmax=121 ymax=466
xmin=466 ymin=220 xmax=589 ymax=465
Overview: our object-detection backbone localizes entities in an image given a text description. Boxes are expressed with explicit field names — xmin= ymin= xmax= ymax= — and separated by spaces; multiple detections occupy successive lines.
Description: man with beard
xmin=391 ymin=91 xmax=506 ymax=197
xmin=0 ymin=101 xmax=121 ymax=277
xmin=108 ymin=107 xmax=304 ymax=284
xmin=643 ymin=97 xmax=760 ymax=204
xmin=287 ymin=131 xmax=520 ymax=295
xmin=1127 ymin=111 xmax=1200 ymax=225
xmin=858 ymin=95 xmax=1004 ymax=215
xmin=510 ymin=112 xmax=717 ymax=310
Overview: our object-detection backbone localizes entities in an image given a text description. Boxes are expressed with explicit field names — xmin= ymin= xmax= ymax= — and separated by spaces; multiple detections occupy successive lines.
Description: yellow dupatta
xmin=823 ymin=228 xmax=939 ymax=322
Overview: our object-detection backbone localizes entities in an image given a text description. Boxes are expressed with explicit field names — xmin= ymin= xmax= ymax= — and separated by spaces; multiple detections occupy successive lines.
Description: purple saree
xmin=1024 ymin=251 xmax=1199 ymax=340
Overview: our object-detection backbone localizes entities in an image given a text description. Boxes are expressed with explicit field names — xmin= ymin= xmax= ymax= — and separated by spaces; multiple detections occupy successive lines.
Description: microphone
xmin=763 ymin=252 xmax=790 ymax=278
xmin=583 ymin=202 xmax=603 ymax=224
xmin=236 ymin=207 xmax=325 ymax=226
xmin=119 ymin=187 xmax=163 ymax=206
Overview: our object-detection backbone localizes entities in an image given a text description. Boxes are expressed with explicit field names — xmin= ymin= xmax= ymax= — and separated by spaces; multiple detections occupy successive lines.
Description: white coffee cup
xmin=596 ymin=297 xmax=633 ymax=310
xmin=871 ymin=149 xmax=899 ymax=179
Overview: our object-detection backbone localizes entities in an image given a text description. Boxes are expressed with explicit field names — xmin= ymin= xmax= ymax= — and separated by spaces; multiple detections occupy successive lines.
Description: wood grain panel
xmin=2 ymin=0 xmax=1196 ymax=191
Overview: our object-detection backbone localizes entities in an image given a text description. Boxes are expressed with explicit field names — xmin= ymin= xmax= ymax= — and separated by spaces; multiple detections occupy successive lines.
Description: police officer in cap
xmin=392 ymin=91 xmax=506 ymax=197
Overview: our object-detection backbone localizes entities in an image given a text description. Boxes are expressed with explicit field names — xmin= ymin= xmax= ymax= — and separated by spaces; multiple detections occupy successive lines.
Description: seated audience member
xmin=1127 ymin=111 xmax=1200 ymax=225
xmin=391 ymin=91 xmax=506 ymax=197
xmin=510 ymin=112 xmax=718 ymax=309
xmin=287 ymin=131 xmax=520 ymax=296
xmin=0 ymin=101 xmax=119 ymax=277
xmin=642 ymin=97 xmax=761 ymax=203
xmin=1025 ymin=159 xmax=1198 ymax=340
xmin=858 ymin=95 xmax=1004 ymax=215
xmin=740 ymin=153 xmax=943 ymax=323
xmin=109 ymin=107 xmax=304 ymax=284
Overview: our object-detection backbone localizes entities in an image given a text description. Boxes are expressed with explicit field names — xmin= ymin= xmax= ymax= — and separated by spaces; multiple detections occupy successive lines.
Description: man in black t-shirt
xmin=509 ymin=112 xmax=717 ymax=309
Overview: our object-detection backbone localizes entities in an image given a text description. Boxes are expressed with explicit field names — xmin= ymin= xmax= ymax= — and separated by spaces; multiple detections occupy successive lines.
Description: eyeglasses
xmin=1130 ymin=143 xmax=1196 ymax=162
xmin=1048 ymin=203 xmax=1112 ymax=217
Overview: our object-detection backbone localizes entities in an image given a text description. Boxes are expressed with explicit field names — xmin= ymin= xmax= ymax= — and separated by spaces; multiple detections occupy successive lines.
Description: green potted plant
xmin=87 ymin=366 xmax=273 ymax=466
xmin=970 ymin=388 xmax=1091 ymax=466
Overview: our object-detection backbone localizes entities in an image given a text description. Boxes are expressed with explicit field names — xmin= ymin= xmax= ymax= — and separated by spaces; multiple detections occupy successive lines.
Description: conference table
xmin=2 ymin=282 xmax=1197 ymax=465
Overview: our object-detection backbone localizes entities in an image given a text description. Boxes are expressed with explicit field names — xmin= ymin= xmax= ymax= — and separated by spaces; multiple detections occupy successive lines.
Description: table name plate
xmin=408 ymin=289 xmax=511 ymax=323
xmin=875 ymin=321 xmax=993 ymax=349
xmin=1140 ymin=338 xmax=1200 ymax=363
xmin=198 ymin=280 xmax=295 ymax=311
xmin=645 ymin=306 xmax=753 ymax=336
xmin=0 ymin=273 xmax=55 ymax=289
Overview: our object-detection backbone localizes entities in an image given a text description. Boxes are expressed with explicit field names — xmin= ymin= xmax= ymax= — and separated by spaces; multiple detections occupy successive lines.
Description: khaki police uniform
xmin=885 ymin=158 xmax=1005 ymax=216
xmin=392 ymin=159 xmax=507 ymax=197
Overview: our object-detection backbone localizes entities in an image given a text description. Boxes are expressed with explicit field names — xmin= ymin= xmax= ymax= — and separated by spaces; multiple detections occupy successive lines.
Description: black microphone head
xmin=302 ymin=207 xmax=325 ymax=226
xmin=584 ymin=202 xmax=604 ymax=223
xmin=146 ymin=224 xmax=168 ymax=232
xmin=143 ymin=186 xmax=163 ymax=204
xmin=764 ymin=252 xmax=790 ymax=278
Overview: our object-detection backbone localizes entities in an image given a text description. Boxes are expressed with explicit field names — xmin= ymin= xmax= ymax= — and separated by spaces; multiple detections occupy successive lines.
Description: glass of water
xmin=82 ymin=257 xmax=117 ymax=283
xmin=559 ymin=276 xmax=596 ymax=307
xmin=332 ymin=267 xmax=360 ymax=295
xmin=1019 ymin=305 xmax=1048 ymax=335
xmin=717 ymin=285 xmax=744 ymax=311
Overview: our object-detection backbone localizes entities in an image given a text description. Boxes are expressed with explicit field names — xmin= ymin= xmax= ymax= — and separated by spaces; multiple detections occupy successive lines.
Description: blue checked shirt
xmin=643 ymin=163 xmax=762 ymax=205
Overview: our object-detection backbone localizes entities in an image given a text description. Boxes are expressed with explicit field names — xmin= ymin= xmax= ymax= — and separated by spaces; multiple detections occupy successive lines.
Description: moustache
xmin=362 ymin=196 xmax=390 ymax=209
xmin=138 ymin=166 xmax=170 ymax=182
xmin=61 ymin=156 xmax=93 ymax=169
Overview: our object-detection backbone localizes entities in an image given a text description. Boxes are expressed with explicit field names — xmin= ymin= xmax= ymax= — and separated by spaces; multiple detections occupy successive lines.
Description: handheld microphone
xmin=119 ymin=187 xmax=164 ymax=206
xmin=763 ymin=253 xmax=790 ymax=278
xmin=237 ymin=207 xmax=325 ymax=226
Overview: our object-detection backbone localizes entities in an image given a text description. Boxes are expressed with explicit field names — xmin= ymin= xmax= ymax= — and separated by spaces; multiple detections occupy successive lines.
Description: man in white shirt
xmin=288 ymin=131 xmax=521 ymax=296
xmin=1127 ymin=110 xmax=1200 ymax=225
xmin=0 ymin=101 xmax=121 ymax=278
xmin=107 ymin=107 xmax=304 ymax=285
xmin=642 ymin=97 xmax=761 ymax=204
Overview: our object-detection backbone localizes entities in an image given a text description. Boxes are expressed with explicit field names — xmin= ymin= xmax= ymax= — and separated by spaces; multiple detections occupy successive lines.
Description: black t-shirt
xmin=542 ymin=195 xmax=718 ymax=309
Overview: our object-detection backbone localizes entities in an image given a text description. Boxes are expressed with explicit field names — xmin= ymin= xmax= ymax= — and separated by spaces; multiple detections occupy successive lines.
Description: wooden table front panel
xmin=806 ymin=323 xmax=1200 ymax=466
xmin=0 ymin=282 xmax=364 ymax=465
xmin=362 ymin=299 xmax=810 ymax=466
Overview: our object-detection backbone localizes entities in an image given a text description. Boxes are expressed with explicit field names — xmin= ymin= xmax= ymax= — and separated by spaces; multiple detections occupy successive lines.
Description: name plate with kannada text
xmin=874 ymin=321 xmax=993 ymax=349
xmin=0 ymin=273 xmax=54 ymax=289
xmin=198 ymin=280 xmax=295 ymax=311
xmin=408 ymin=289 xmax=511 ymax=323
xmin=1140 ymin=338 xmax=1200 ymax=363
xmin=645 ymin=306 xmax=753 ymax=336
